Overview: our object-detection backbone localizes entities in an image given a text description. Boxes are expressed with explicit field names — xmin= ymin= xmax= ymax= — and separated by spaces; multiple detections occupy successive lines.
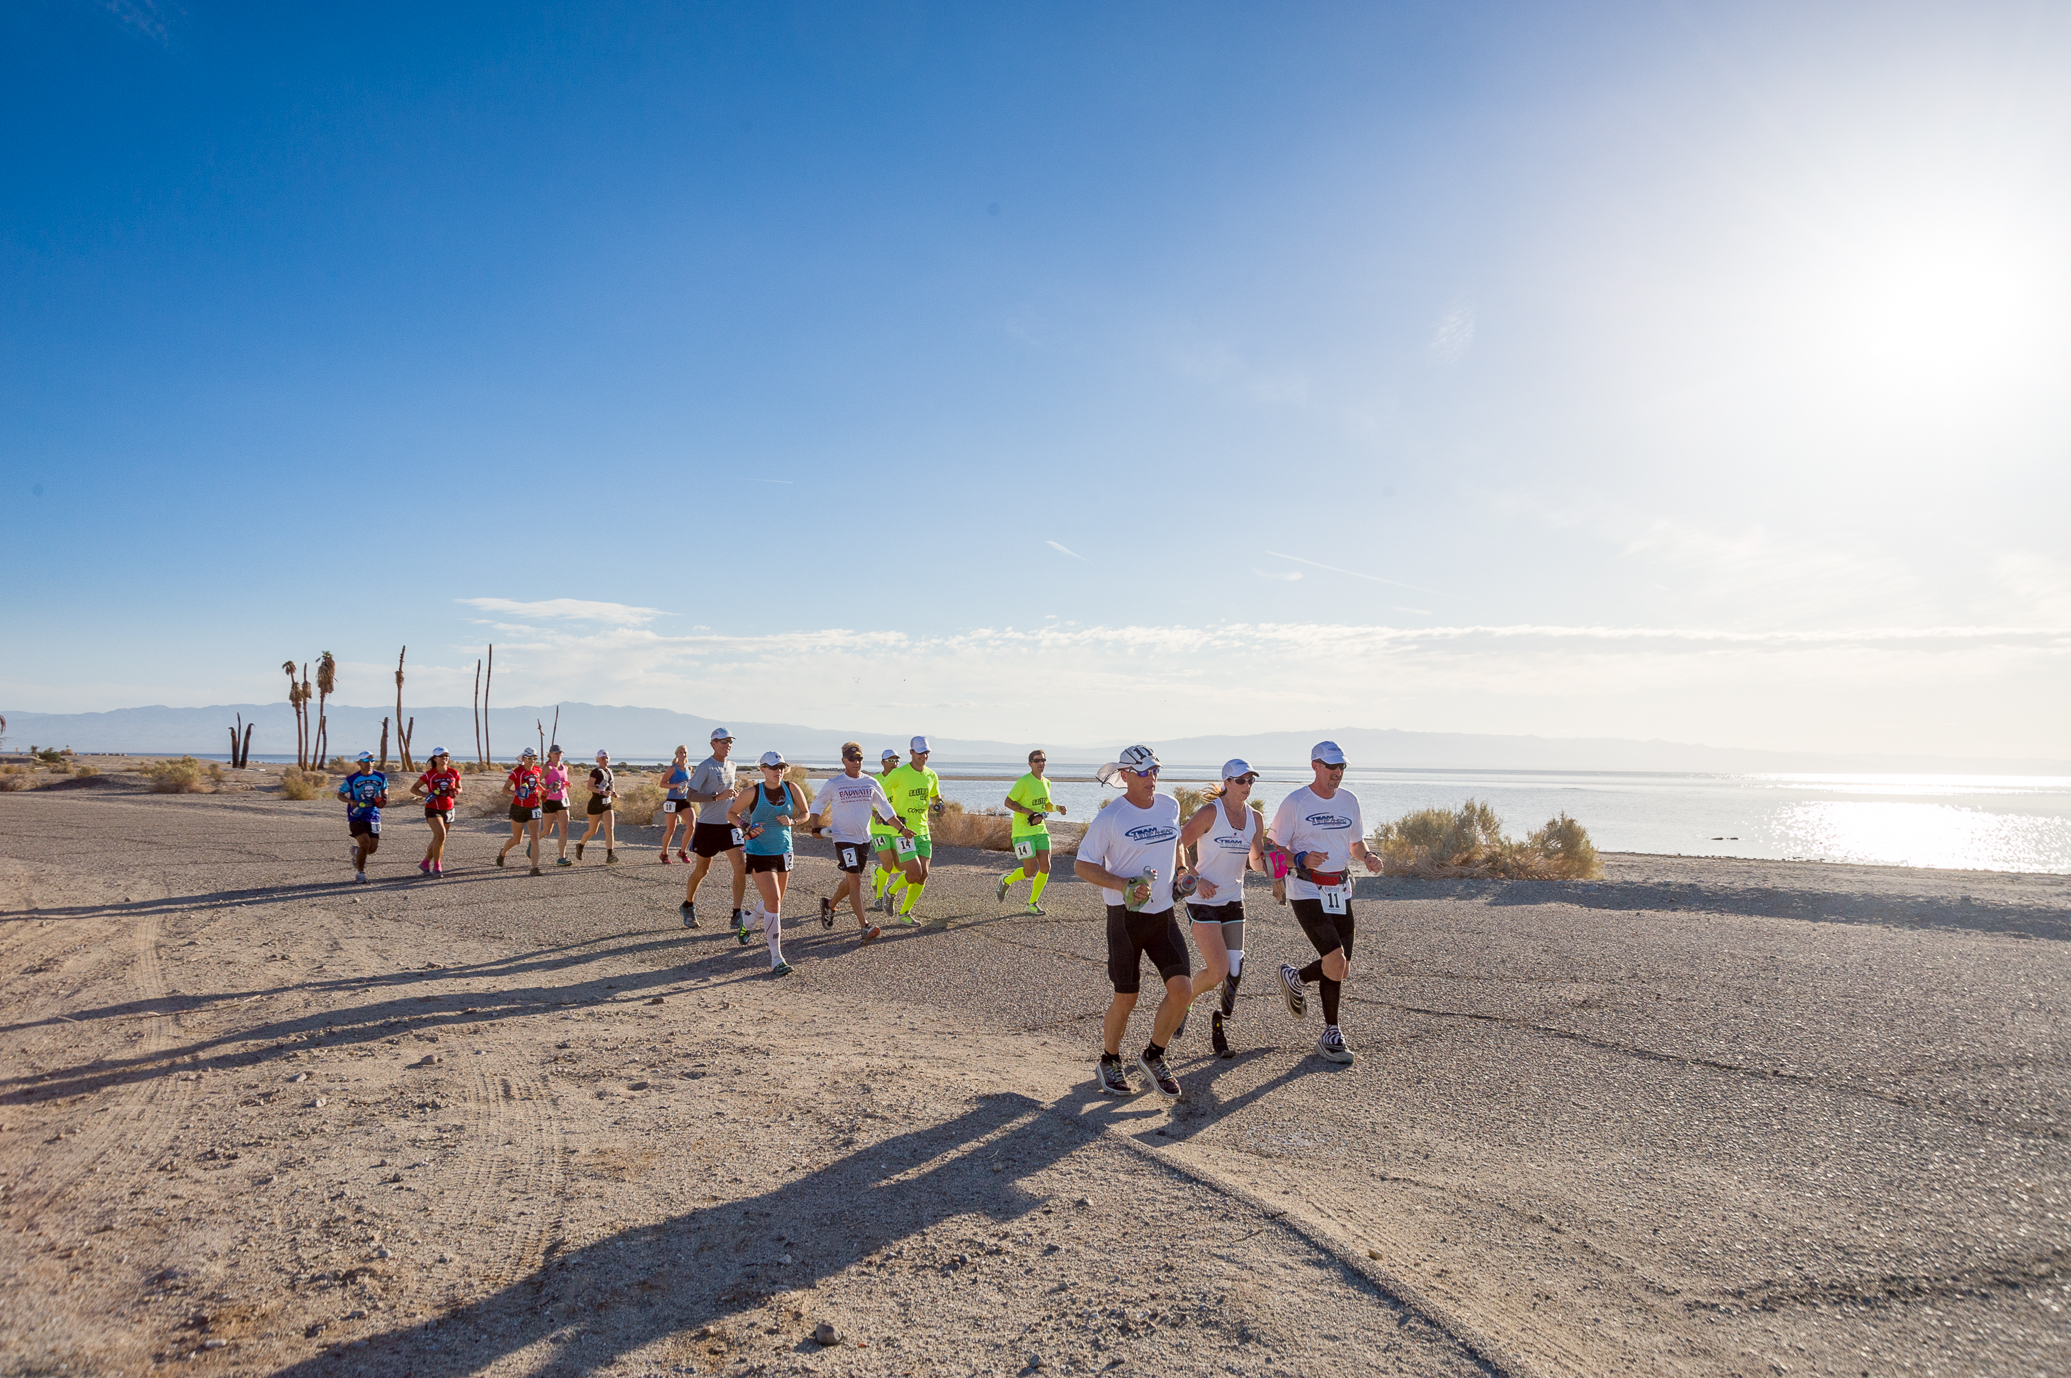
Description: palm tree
xmin=282 ymin=660 xmax=305 ymax=769
xmin=314 ymin=653 xmax=337 ymax=768
xmin=393 ymin=647 xmax=413 ymax=772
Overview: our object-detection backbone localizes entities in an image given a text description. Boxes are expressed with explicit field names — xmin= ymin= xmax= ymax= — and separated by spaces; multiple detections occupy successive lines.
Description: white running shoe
xmin=1315 ymin=1026 xmax=1354 ymax=1064
xmin=1279 ymin=962 xmax=1307 ymax=1020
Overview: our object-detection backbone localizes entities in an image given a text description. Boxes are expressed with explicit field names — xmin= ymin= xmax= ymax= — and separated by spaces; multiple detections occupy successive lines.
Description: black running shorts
xmin=423 ymin=806 xmax=452 ymax=823
xmin=832 ymin=840 xmax=869 ymax=875
xmin=692 ymin=821 xmax=743 ymax=857
xmin=586 ymin=796 xmax=612 ymax=815
xmin=1105 ymin=904 xmax=1191 ymax=995
xmin=1291 ymin=898 xmax=1356 ymax=963
xmin=745 ymin=851 xmax=792 ymax=875
xmin=542 ymin=799 xmax=565 ymax=814
xmin=508 ymin=803 xmax=540 ymax=823
xmin=349 ymin=818 xmax=379 ymax=838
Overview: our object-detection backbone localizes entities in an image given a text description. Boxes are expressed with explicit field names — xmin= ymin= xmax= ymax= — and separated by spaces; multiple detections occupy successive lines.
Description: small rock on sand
xmin=812 ymin=1321 xmax=842 ymax=1346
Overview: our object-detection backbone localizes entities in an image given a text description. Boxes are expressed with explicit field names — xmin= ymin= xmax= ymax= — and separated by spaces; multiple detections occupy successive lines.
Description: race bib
xmin=730 ymin=827 xmax=745 ymax=847
xmin=838 ymin=843 xmax=860 ymax=869
xmin=778 ymin=853 xmax=794 ymax=872
xmin=894 ymin=834 xmax=919 ymax=860
xmin=369 ymin=820 xmax=381 ymax=835
xmin=1321 ymin=883 xmax=1349 ymax=915
xmin=530 ymin=807 xmax=543 ymax=820
xmin=1013 ymin=838 xmax=1035 ymax=861
xmin=663 ymin=800 xmax=677 ymax=813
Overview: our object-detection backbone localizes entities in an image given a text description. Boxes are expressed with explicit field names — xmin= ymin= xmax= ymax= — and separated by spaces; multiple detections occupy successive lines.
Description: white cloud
xmin=1253 ymin=569 xmax=1302 ymax=581
xmin=457 ymin=598 xmax=666 ymax=626
xmin=1427 ymin=303 xmax=1475 ymax=363
xmin=1046 ymin=540 xmax=1087 ymax=560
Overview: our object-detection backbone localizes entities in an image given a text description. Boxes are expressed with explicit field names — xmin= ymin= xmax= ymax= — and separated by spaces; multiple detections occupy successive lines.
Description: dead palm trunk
xmin=472 ymin=660 xmax=483 ymax=767
xmin=483 ymin=644 xmax=493 ymax=767
xmin=394 ymin=647 xmax=413 ymax=772
xmin=379 ymin=717 xmax=390 ymax=771
xmin=300 ymin=665 xmax=314 ymax=767
xmin=550 ymin=706 xmax=559 ymax=756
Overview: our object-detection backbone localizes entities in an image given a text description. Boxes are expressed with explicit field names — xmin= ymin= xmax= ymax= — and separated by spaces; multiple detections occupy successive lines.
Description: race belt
xmin=1299 ymin=866 xmax=1348 ymax=887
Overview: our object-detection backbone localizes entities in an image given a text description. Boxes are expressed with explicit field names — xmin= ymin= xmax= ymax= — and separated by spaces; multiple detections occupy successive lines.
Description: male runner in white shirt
xmin=1269 ymin=739 xmax=1384 ymax=1064
xmin=1074 ymin=744 xmax=1189 ymax=1104
xmin=806 ymin=741 xmax=913 ymax=945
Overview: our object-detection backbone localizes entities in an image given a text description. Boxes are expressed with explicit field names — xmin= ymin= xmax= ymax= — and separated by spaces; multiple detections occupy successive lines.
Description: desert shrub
xmin=0 ymin=774 xmax=32 ymax=792
xmin=280 ymin=767 xmax=329 ymax=801
xmin=1369 ymin=799 xmax=1602 ymax=880
xmin=33 ymin=747 xmax=64 ymax=766
xmin=147 ymin=756 xmax=221 ymax=794
xmin=70 ymin=761 xmax=97 ymax=777
xmin=614 ymin=771 xmax=666 ymax=826
xmin=929 ymin=800 xmax=1014 ymax=851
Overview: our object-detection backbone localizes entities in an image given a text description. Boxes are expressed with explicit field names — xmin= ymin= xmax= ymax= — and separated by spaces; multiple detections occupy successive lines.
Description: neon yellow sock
xmin=885 ymin=875 xmax=907 ymax=903
xmin=1029 ymin=872 xmax=1049 ymax=904
xmin=1000 ymin=867 xmax=1025 ymax=891
xmin=872 ymin=866 xmax=891 ymax=898
xmin=899 ymin=881 xmax=925 ymax=916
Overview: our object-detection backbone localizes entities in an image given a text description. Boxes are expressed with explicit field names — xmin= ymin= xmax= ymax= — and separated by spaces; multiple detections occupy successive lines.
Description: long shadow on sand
xmin=261 ymin=1090 xmax=1189 ymax=1377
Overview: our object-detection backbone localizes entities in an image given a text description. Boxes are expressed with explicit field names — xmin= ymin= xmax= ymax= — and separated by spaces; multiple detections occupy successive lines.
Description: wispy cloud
xmin=1253 ymin=568 xmax=1303 ymax=581
xmin=101 ymin=0 xmax=174 ymax=43
xmin=458 ymin=598 xmax=666 ymax=626
xmin=1262 ymin=550 xmax=1449 ymax=597
xmin=1047 ymin=540 xmax=1086 ymax=560
xmin=1427 ymin=302 xmax=1475 ymax=363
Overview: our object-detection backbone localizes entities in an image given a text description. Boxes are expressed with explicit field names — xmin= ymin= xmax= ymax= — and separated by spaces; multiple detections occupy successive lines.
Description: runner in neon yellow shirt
xmin=996 ymin=748 xmax=1067 ymax=914
xmin=868 ymin=748 xmax=903 ymax=906
xmin=878 ymin=735 xmax=942 ymax=921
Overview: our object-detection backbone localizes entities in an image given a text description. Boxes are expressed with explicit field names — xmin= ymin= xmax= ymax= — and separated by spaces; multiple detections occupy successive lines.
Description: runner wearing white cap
xmin=336 ymin=750 xmax=388 ymax=885
xmin=878 ymin=735 xmax=943 ymax=922
xmin=996 ymin=748 xmax=1067 ymax=915
xmin=575 ymin=750 xmax=620 ymax=864
xmin=657 ymin=744 xmax=695 ymax=862
xmin=868 ymin=748 xmax=904 ymax=908
xmin=680 ymin=727 xmax=747 ymax=931
xmin=807 ymin=741 xmax=911 ymax=945
xmin=1269 ymin=740 xmax=1384 ymax=1064
xmin=408 ymin=747 xmax=462 ymax=877
xmin=728 ymin=749 xmax=808 ymax=976
xmin=1175 ymin=758 xmax=1266 ymax=1059
xmin=1075 ymin=744 xmax=1188 ymax=1104
xmin=495 ymin=747 xmax=547 ymax=876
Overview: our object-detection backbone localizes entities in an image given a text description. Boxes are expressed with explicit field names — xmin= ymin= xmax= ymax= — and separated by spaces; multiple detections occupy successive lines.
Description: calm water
xmin=925 ymin=766 xmax=2071 ymax=875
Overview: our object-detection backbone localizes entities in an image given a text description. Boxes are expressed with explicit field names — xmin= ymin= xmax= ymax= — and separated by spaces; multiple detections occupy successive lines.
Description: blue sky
xmin=4 ymin=1 xmax=2068 ymax=759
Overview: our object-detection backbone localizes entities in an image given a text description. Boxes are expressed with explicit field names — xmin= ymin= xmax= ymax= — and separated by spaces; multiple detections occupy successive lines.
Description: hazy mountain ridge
xmin=4 ymin=703 xmax=2065 ymax=775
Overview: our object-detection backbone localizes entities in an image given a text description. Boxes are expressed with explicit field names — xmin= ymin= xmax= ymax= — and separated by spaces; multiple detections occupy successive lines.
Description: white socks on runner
xmin=1227 ymin=948 xmax=1245 ymax=978
xmin=763 ymin=905 xmax=784 ymax=966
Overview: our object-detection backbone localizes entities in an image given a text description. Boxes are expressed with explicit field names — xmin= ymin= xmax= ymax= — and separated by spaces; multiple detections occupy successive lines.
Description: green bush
xmin=1370 ymin=799 xmax=1601 ymax=880
xmin=147 ymin=756 xmax=222 ymax=794
xmin=280 ymin=767 xmax=329 ymax=801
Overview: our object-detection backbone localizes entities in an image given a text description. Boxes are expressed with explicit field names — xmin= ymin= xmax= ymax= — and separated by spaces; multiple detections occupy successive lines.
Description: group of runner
xmin=332 ymin=732 xmax=1378 ymax=1103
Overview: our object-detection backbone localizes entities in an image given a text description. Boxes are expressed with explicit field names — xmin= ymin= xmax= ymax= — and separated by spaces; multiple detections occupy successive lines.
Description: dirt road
xmin=2 ymin=783 xmax=2066 ymax=1376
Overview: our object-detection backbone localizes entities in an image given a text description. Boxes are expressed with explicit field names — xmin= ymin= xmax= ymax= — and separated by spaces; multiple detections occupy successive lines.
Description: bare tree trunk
xmin=300 ymin=663 xmax=311 ymax=770
xmin=394 ymin=647 xmax=412 ymax=772
xmin=240 ymin=721 xmax=255 ymax=770
xmin=550 ymin=706 xmax=560 ymax=755
xmin=402 ymin=717 xmax=414 ymax=769
xmin=483 ymin=644 xmax=493 ymax=767
xmin=472 ymin=660 xmax=483 ymax=767
xmin=537 ymin=718 xmax=545 ymax=763
xmin=314 ymin=711 xmax=327 ymax=767
xmin=379 ymin=717 xmax=391 ymax=772
xmin=229 ymin=724 xmax=240 ymax=768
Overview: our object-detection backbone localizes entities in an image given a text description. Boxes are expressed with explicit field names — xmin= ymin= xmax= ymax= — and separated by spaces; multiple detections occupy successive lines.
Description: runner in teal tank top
xmin=727 ymin=750 xmax=807 ymax=976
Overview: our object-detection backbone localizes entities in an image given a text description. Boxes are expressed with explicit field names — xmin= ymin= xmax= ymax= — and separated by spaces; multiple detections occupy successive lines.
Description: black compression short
xmin=691 ymin=821 xmax=742 ymax=857
xmin=586 ymin=796 xmax=612 ymax=815
xmin=745 ymin=852 xmax=792 ymax=874
xmin=1186 ymin=899 xmax=1245 ymax=926
xmin=1291 ymin=898 xmax=1356 ymax=963
xmin=1105 ymin=904 xmax=1191 ymax=995
xmin=832 ymin=840 xmax=870 ymax=874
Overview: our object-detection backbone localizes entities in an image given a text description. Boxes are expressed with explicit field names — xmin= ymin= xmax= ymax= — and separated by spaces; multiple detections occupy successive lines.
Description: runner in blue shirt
xmin=335 ymin=751 xmax=389 ymax=885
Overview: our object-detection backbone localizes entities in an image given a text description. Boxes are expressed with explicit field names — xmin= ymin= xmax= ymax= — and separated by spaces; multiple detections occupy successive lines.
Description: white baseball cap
xmin=595 ymin=750 xmax=609 ymax=761
xmin=520 ymin=746 xmax=537 ymax=758
xmin=430 ymin=746 xmax=449 ymax=757
xmin=880 ymin=748 xmax=899 ymax=762
xmin=356 ymin=751 xmax=375 ymax=763
xmin=1220 ymin=757 xmax=1258 ymax=780
xmin=710 ymin=726 xmax=733 ymax=741
xmin=1311 ymin=740 xmax=1347 ymax=766
xmin=909 ymin=736 xmax=931 ymax=754
xmin=758 ymin=750 xmax=786 ymax=768
xmin=1095 ymin=744 xmax=1160 ymax=786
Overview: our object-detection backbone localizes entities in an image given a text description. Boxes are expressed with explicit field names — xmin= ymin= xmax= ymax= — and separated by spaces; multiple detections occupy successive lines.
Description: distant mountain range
xmin=4 ymin=702 xmax=2065 ymax=776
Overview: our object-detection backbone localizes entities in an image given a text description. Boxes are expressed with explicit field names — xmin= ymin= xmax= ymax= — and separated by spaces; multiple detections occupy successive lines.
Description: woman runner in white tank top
xmin=1175 ymin=758 xmax=1265 ymax=1059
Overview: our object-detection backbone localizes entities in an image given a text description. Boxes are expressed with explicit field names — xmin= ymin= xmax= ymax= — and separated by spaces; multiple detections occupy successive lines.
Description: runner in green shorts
xmin=878 ymin=735 xmax=942 ymax=922
xmin=869 ymin=748 xmax=904 ymax=909
xmin=997 ymin=747 xmax=1067 ymax=914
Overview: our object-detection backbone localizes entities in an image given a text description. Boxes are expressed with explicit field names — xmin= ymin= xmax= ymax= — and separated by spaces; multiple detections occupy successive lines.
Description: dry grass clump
xmin=928 ymin=800 xmax=1014 ymax=851
xmin=1370 ymin=799 xmax=1602 ymax=880
xmin=146 ymin=756 xmax=223 ymax=794
xmin=612 ymin=771 xmax=667 ymax=826
xmin=0 ymin=772 xmax=34 ymax=792
xmin=279 ymin=767 xmax=330 ymax=801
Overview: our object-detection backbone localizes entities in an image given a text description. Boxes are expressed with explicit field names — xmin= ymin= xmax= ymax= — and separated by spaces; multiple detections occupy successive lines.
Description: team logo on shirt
xmin=1124 ymin=824 xmax=1178 ymax=843
xmin=1210 ymin=833 xmax=1249 ymax=851
xmin=1303 ymin=811 xmax=1354 ymax=830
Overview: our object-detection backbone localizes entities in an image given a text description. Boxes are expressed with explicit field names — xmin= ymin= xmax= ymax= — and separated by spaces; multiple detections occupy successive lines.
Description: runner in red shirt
xmin=408 ymin=747 xmax=464 ymax=877
xmin=496 ymin=747 xmax=547 ymax=875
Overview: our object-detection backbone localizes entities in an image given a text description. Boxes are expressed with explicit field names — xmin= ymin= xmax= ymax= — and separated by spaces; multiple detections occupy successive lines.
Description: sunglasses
xmin=762 ymin=763 xmax=785 ymax=770
xmin=1129 ymin=766 xmax=1160 ymax=778
xmin=714 ymin=738 xmax=735 ymax=745
xmin=842 ymin=752 xmax=863 ymax=760
xmin=1318 ymin=761 xmax=1346 ymax=771
xmin=1030 ymin=756 xmax=1047 ymax=763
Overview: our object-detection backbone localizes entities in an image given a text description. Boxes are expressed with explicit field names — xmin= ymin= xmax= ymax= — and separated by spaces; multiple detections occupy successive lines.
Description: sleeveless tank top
xmin=744 ymin=782 xmax=794 ymax=856
xmin=666 ymin=763 xmax=691 ymax=799
xmin=1193 ymin=797 xmax=1256 ymax=898
xmin=542 ymin=764 xmax=569 ymax=801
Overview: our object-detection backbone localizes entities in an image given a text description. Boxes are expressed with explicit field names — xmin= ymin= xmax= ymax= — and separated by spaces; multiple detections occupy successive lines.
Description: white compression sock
xmin=764 ymin=905 xmax=784 ymax=965
xmin=1227 ymin=949 xmax=1244 ymax=978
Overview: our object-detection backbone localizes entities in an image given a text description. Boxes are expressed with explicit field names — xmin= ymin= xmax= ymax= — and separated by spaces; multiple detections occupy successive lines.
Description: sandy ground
xmin=2 ymin=770 xmax=2068 ymax=1377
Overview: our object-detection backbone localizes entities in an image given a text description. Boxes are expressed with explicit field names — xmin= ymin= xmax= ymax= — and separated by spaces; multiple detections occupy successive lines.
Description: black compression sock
xmin=1143 ymin=1040 xmax=1165 ymax=1061
xmin=1298 ymin=959 xmax=1326 ymax=985
xmin=1100 ymin=1050 xmax=1120 ymax=1064
xmin=1319 ymin=977 xmax=1342 ymax=1026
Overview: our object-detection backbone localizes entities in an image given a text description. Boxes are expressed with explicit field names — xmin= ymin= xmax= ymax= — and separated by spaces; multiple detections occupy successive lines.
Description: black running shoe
xmin=680 ymin=901 xmax=697 ymax=929
xmin=1279 ymin=962 xmax=1308 ymax=1020
xmin=819 ymin=896 xmax=835 ymax=929
xmin=575 ymin=842 xmax=585 ymax=860
xmin=1136 ymin=1050 xmax=1181 ymax=1105
xmin=1096 ymin=1056 xmax=1132 ymax=1096
xmin=1211 ymin=1010 xmax=1232 ymax=1059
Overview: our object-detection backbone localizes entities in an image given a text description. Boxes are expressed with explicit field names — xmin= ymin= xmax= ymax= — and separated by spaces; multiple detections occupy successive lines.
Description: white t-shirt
xmin=810 ymin=773 xmax=897 ymax=844
xmin=1268 ymin=785 xmax=1365 ymax=902
xmin=1077 ymin=793 xmax=1182 ymax=914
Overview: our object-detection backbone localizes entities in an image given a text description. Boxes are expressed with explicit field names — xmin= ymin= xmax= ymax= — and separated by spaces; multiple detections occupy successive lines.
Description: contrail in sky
xmin=1264 ymin=550 xmax=1449 ymax=597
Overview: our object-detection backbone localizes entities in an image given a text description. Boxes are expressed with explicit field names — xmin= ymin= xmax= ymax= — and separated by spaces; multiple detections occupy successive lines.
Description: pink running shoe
xmin=419 ymin=859 xmax=431 ymax=875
